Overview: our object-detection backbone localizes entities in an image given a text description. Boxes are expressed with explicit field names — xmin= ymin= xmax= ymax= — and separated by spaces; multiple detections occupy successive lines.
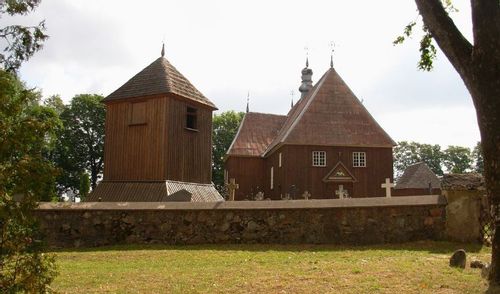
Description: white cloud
xmin=2 ymin=0 xmax=479 ymax=148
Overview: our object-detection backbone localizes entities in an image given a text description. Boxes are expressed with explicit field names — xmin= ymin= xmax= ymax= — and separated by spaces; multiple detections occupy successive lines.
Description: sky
xmin=2 ymin=0 xmax=480 ymax=149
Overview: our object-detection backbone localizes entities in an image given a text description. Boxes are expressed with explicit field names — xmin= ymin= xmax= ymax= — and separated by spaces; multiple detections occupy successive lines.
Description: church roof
xmin=264 ymin=68 xmax=395 ymax=155
xmin=226 ymin=112 xmax=286 ymax=157
xmin=395 ymin=162 xmax=441 ymax=189
xmin=103 ymin=57 xmax=217 ymax=109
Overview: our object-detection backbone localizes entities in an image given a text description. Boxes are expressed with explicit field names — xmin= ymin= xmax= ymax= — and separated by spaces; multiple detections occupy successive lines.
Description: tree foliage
xmin=0 ymin=69 xmax=57 ymax=292
xmin=472 ymin=141 xmax=483 ymax=174
xmin=58 ymin=94 xmax=105 ymax=190
xmin=212 ymin=111 xmax=244 ymax=191
xmin=393 ymin=141 xmax=444 ymax=178
xmin=0 ymin=0 xmax=48 ymax=72
xmin=443 ymin=145 xmax=472 ymax=173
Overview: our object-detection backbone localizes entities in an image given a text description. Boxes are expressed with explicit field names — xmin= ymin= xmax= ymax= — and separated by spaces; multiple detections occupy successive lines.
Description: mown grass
xmin=51 ymin=241 xmax=494 ymax=293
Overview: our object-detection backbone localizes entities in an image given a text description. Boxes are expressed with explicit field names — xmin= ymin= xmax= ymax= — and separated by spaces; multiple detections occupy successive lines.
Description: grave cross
xmin=226 ymin=178 xmax=239 ymax=201
xmin=381 ymin=178 xmax=394 ymax=198
xmin=335 ymin=185 xmax=348 ymax=199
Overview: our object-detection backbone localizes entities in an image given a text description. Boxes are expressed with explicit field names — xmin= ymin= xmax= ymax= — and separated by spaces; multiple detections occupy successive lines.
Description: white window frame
xmin=312 ymin=151 xmax=326 ymax=167
xmin=270 ymin=166 xmax=274 ymax=190
xmin=353 ymin=152 xmax=366 ymax=167
xmin=278 ymin=153 xmax=282 ymax=168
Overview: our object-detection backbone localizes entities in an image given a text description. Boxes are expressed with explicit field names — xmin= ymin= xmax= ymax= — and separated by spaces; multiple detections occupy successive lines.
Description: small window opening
xmin=186 ymin=106 xmax=198 ymax=130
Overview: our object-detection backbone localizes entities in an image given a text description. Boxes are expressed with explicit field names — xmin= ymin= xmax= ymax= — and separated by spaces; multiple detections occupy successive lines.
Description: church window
xmin=279 ymin=153 xmax=282 ymax=167
xmin=129 ymin=102 xmax=147 ymax=125
xmin=186 ymin=106 xmax=198 ymax=130
xmin=353 ymin=152 xmax=366 ymax=167
xmin=312 ymin=151 xmax=326 ymax=167
xmin=270 ymin=166 xmax=274 ymax=190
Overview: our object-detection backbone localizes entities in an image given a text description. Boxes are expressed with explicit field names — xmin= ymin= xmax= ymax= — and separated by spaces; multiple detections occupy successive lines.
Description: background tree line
xmin=394 ymin=141 xmax=483 ymax=179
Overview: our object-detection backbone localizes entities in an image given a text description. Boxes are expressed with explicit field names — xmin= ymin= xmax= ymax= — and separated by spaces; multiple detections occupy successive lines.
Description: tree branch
xmin=471 ymin=0 xmax=500 ymax=56
xmin=415 ymin=0 xmax=473 ymax=78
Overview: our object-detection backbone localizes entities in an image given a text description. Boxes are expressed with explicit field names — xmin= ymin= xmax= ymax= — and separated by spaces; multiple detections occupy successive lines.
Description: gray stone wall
xmin=35 ymin=196 xmax=446 ymax=248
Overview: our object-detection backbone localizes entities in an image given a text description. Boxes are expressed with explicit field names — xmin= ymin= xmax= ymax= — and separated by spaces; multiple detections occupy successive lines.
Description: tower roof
xmin=103 ymin=56 xmax=217 ymax=109
xmin=264 ymin=67 xmax=395 ymax=155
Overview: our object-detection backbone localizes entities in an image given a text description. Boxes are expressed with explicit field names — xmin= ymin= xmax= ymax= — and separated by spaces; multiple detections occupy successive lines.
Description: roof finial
xmin=330 ymin=41 xmax=335 ymax=68
xmin=246 ymin=91 xmax=250 ymax=113
xmin=290 ymin=90 xmax=295 ymax=109
xmin=305 ymin=46 xmax=309 ymax=68
xmin=161 ymin=43 xmax=165 ymax=57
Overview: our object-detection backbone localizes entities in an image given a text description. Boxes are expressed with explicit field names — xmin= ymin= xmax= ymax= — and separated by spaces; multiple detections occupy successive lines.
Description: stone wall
xmin=35 ymin=195 xmax=447 ymax=248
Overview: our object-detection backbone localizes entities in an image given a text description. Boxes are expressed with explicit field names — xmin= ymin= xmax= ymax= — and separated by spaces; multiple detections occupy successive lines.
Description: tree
xmin=212 ymin=111 xmax=244 ymax=191
xmin=0 ymin=0 xmax=48 ymax=72
xmin=59 ymin=94 xmax=105 ymax=190
xmin=443 ymin=145 xmax=472 ymax=173
xmin=472 ymin=141 xmax=483 ymax=174
xmin=79 ymin=172 xmax=90 ymax=201
xmin=0 ymin=69 xmax=57 ymax=292
xmin=393 ymin=141 xmax=444 ymax=178
xmin=396 ymin=0 xmax=500 ymax=283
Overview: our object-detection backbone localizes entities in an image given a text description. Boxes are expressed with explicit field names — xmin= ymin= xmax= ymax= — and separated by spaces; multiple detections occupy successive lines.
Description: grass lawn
xmin=51 ymin=241 xmax=494 ymax=293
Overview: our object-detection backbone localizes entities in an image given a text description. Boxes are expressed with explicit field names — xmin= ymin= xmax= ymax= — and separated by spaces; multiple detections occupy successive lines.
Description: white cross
xmin=381 ymin=178 xmax=394 ymax=198
xmin=335 ymin=185 xmax=348 ymax=199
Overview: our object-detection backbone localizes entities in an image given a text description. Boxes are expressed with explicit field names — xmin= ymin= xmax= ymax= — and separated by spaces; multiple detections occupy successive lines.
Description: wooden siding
xmin=165 ymin=97 xmax=213 ymax=183
xmin=225 ymin=156 xmax=266 ymax=200
xmin=226 ymin=145 xmax=394 ymax=200
xmin=103 ymin=96 xmax=168 ymax=181
xmin=267 ymin=145 xmax=394 ymax=199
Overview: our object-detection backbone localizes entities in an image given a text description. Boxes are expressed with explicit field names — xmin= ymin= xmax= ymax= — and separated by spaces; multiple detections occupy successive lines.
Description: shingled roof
xmin=265 ymin=68 xmax=395 ymax=155
xmin=395 ymin=162 xmax=441 ymax=189
xmin=103 ymin=57 xmax=217 ymax=109
xmin=227 ymin=112 xmax=286 ymax=157
xmin=87 ymin=181 xmax=224 ymax=202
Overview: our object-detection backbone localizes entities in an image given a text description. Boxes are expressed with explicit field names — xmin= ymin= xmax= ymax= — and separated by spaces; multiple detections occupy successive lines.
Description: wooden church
xmin=88 ymin=45 xmax=223 ymax=202
xmin=225 ymin=58 xmax=396 ymax=200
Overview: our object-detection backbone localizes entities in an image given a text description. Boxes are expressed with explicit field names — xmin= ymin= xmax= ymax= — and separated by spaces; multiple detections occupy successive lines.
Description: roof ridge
xmin=103 ymin=56 xmax=217 ymax=109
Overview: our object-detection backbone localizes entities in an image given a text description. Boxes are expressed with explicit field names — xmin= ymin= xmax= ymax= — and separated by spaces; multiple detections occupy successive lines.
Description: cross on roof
xmin=381 ymin=178 xmax=394 ymax=198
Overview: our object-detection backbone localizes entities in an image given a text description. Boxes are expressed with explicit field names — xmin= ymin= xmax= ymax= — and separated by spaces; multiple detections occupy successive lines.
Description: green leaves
xmin=212 ymin=111 xmax=244 ymax=191
xmin=393 ymin=21 xmax=416 ymax=45
xmin=0 ymin=69 xmax=57 ymax=293
xmin=0 ymin=0 xmax=48 ymax=72
xmin=418 ymin=27 xmax=437 ymax=71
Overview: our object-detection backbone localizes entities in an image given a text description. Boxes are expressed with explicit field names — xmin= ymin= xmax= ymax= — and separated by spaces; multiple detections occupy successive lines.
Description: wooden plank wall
xmin=103 ymin=96 xmax=167 ymax=181
xmin=166 ymin=97 xmax=213 ymax=184
xmin=264 ymin=145 xmax=393 ymax=199
xmin=225 ymin=157 xmax=266 ymax=200
xmin=266 ymin=145 xmax=393 ymax=199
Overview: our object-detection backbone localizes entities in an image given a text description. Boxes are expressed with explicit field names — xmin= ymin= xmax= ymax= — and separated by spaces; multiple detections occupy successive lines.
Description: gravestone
xmin=226 ymin=178 xmax=239 ymax=201
xmin=381 ymin=178 xmax=394 ymax=198
xmin=335 ymin=185 xmax=348 ymax=199
xmin=449 ymin=249 xmax=466 ymax=269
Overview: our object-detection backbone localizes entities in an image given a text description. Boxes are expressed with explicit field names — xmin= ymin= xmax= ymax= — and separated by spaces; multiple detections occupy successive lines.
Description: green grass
xmin=50 ymin=241 xmax=494 ymax=293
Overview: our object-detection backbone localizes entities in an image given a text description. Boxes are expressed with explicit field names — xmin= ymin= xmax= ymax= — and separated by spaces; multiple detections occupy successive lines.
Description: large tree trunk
xmin=414 ymin=0 xmax=500 ymax=283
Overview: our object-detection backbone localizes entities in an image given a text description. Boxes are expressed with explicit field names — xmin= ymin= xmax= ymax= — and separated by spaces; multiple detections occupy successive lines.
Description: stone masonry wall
xmin=35 ymin=196 xmax=446 ymax=248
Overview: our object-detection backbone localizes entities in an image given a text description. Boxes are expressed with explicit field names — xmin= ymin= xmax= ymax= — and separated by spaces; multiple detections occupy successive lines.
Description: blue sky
xmin=2 ymin=0 xmax=480 ymax=149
